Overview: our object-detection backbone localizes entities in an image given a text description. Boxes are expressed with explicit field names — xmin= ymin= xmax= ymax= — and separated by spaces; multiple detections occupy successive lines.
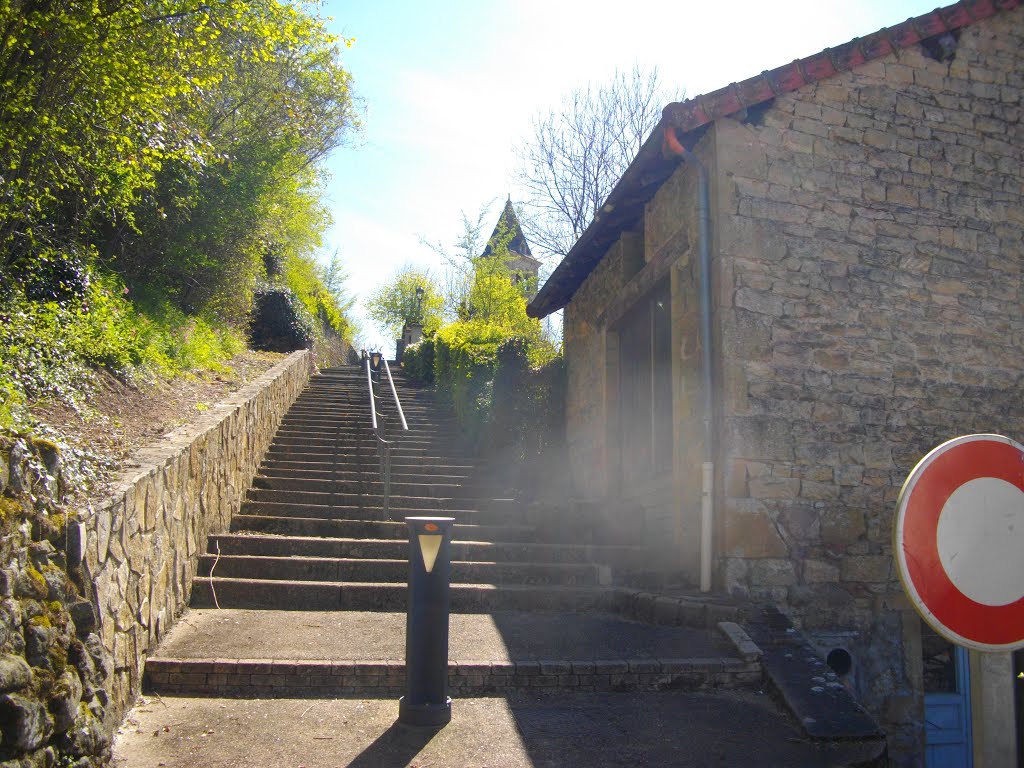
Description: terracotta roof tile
xmin=660 ymin=0 xmax=1019 ymax=134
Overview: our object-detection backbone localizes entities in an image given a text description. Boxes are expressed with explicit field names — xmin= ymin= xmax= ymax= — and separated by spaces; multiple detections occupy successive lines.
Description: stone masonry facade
xmin=714 ymin=10 xmax=1022 ymax=760
xmin=561 ymin=7 xmax=1022 ymax=764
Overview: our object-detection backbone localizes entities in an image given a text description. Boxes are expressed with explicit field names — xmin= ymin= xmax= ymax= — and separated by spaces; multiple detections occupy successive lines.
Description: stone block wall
xmin=85 ymin=351 xmax=313 ymax=719
xmin=563 ymin=239 xmax=626 ymax=501
xmin=712 ymin=8 xmax=1023 ymax=762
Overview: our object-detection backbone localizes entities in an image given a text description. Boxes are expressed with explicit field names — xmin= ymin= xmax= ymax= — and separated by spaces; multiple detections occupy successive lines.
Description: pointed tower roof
xmin=482 ymin=198 xmax=539 ymax=264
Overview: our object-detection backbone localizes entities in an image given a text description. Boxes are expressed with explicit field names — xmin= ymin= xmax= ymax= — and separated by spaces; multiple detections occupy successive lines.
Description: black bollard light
xmin=399 ymin=516 xmax=454 ymax=727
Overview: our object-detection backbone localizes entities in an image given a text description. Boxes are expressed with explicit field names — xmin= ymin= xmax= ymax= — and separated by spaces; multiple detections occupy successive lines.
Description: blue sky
xmin=318 ymin=0 xmax=942 ymax=350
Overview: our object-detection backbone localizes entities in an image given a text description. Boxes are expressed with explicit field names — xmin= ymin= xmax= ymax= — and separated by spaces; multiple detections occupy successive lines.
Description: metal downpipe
xmin=663 ymin=125 xmax=716 ymax=593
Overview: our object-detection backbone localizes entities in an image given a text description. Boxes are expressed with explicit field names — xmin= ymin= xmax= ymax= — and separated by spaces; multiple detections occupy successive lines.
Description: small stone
xmin=0 ymin=654 xmax=32 ymax=692
xmin=58 ymin=704 xmax=108 ymax=758
xmin=29 ymin=540 xmax=57 ymax=567
xmin=48 ymin=669 xmax=84 ymax=732
xmin=66 ymin=521 xmax=87 ymax=565
xmin=69 ymin=600 xmax=98 ymax=635
xmin=26 ymin=622 xmax=56 ymax=669
xmin=0 ymin=692 xmax=54 ymax=751
xmin=84 ymin=634 xmax=112 ymax=682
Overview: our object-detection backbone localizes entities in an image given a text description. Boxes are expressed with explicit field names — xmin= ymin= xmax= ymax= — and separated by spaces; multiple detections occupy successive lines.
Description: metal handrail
xmin=381 ymin=358 xmax=408 ymax=431
xmin=364 ymin=357 xmax=378 ymax=432
xmin=363 ymin=353 xmax=409 ymax=521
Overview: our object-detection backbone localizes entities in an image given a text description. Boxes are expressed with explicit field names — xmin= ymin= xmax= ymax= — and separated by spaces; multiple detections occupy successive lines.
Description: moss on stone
xmin=0 ymin=495 xmax=24 ymax=521
xmin=24 ymin=565 xmax=48 ymax=599
xmin=48 ymin=640 xmax=69 ymax=675
xmin=30 ymin=437 xmax=60 ymax=456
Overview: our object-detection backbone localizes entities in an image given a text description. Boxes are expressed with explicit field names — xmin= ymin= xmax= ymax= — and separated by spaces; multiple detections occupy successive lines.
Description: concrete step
xmin=245 ymin=487 xmax=519 ymax=512
xmin=265 ymin=444 xmax=472 ymax=460
xmin=189 ymin=579 xmax=613 ymax=612
xmin=238 ymin=499 xmax=523 ymax=526
xmin=196 ymin=554 xmax=604 ymax=586
xmin=207 ymin=533 xmax=643 ymax=565
xmin=250 ymin=477 xmax=517 ymax=503
xmin=230 ymin=514 xmax=539 ymax=542
xmin=269 ymin=435 xmax=464 ymax=453
xmin=259 ymin=456 xmax=476 ymax=473
xmin=254 ymin=466 xmax=474 ymax=485
xmin=143 ymin=609 xmax=757 ymax=698
xmin=273 ymin=423 xmax=459 ymax=440
xmin=286 ymin=400 xmax=448 ymax=415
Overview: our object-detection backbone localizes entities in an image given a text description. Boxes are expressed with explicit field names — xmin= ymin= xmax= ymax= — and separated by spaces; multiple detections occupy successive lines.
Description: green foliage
xmin=282 ymin=252 xmax=353 ymax=340
xmin=0 ymin=0 xmax=360 ymax=340
xmin=490 ymin=337 xmax=565 ymax=465
xmin=0 ymin=0 xmax=360 ymax=430
xmin=366 ymin=265 xmax=445 ymax=339
xmin=401 ymin=337 xmax=435 ymax=384
xmin=408 ymin=203 xmax=559 ymax=449
xmin=0 ymin=275 xmax=245 ymax=429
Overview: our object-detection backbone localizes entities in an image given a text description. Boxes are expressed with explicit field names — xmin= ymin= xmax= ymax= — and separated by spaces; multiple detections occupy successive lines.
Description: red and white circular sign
xmin=894 ymin=433 xmax=1024 ymax=652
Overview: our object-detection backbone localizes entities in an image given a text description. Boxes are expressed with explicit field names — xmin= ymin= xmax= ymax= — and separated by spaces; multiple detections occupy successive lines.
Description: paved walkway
xmin=153 ymin=608 xmax=732 ymax=662
xmin=112 ymin=689 xmax=878 ymax=767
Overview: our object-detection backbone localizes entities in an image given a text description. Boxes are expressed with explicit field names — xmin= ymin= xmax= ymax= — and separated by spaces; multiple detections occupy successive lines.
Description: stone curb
xmin=608 ymin=587 xmax=746 ymax=628
xmin=144 ymin=655 xmax=763 ymax=698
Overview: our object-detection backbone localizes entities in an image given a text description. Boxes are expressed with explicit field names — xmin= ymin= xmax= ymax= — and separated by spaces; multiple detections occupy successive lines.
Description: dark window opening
xmin=920 ymin=29 xmax=960 ymax=63
xmin=619 ymin=280 xmax=672 ymax=488
xmin=921 ymin=620 xmax=958 ymax=694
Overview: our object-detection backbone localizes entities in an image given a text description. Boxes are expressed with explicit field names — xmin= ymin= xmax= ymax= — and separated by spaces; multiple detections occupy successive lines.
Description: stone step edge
xmin=608 ymin=587 xmax=751 ymax=630
xmin=208 ymin=533 xmax=645 ymax=555
xmin=143 ymin=655 xmax=762 ymax=698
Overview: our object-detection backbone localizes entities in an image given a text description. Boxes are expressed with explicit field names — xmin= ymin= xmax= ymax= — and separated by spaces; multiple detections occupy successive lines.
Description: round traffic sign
xmin=894 ymin=433 xmax=1024 ymax=652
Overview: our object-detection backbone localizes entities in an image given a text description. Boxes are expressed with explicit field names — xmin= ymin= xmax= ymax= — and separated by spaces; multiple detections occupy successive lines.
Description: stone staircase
xmin=143 ymin=364 xmax=761 ymax=699
xmin=189 ymin=365 xmax=622 ymax=612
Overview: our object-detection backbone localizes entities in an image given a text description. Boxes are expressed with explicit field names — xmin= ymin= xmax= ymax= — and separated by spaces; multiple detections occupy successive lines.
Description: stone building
xmin=527 ymin=1 xmax=1023 ymax=765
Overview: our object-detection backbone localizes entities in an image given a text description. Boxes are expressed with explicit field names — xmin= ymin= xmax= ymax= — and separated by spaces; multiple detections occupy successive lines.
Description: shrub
xmin=10 ymin=247 xmax=93 ymax=303
xmin=248 ymin=286 xmax=316 ymax=352
xmin=402 ymin=337 xmax=435 ymax=383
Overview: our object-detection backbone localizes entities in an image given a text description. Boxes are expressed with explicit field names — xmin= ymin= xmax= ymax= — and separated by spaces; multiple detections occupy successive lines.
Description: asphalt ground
xmin=112 ymin=689 xmax=873 ymax=768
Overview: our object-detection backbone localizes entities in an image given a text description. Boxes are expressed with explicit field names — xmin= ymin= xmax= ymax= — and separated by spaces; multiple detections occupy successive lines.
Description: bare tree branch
xmin=514 ymin=65 xmax=683 ymax=260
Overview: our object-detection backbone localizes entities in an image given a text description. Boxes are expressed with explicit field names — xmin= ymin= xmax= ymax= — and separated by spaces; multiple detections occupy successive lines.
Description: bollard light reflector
xmin=418 ymin=535 xmax=442 ymax=573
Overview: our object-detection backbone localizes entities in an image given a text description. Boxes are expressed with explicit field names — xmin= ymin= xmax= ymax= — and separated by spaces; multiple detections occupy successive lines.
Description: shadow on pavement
xmin=344 ymin=719 xmax=442 ymax=768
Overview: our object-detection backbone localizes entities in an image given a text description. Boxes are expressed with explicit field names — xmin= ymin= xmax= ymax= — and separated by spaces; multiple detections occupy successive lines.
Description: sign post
xmin=894 ymin=433 xmax=1024 ymax=652
xmin=399 ymin=516 xmax=454 ymax=726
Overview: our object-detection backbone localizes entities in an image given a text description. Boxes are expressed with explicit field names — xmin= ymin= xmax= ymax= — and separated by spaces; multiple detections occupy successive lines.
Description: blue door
xmin=924 ymin=643 xmax=973 ymax=768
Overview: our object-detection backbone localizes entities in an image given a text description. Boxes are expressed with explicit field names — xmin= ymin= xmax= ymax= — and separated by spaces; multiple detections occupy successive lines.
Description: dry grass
xmin=26 ymin=350 xmax=286 ymax=509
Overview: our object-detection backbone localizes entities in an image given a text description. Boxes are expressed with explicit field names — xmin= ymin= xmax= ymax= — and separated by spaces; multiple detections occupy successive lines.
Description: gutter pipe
xmin=663 ymin=125 xmax=715 ymax=593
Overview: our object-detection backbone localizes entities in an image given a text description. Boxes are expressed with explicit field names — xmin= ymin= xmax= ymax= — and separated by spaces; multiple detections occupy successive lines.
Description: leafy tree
xmin=515 ymin=65 xmax=683 ymax=258
xmin=0 ymin=0 xmax=362 ymax=425
xmin=0 ymin=0 xmax=359 ymax=325
xmin=365 ymin=265 xmax=444 ymax=339
xmin=420 ymin=204 xmax=492 ymax=319
xmin=0 ymin=0 xmax=239 ymax=268
xmin=110 ymin=1 xmax=359 ymax=321
xmin=422 ymin=202 xmax=538 ymax=322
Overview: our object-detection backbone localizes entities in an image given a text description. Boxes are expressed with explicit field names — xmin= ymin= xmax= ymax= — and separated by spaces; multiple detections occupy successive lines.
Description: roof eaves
xmin=526 ymin=126 xmax=676 ymax=318
xmin=526 ymin=0 xmax=1020 ymax=319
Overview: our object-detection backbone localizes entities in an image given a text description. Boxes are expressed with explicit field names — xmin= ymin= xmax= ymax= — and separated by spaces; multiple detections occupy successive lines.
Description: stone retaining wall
xmin=0 ymin=350 xmax=314 ymax=766
xmin=83 ymin=350 xmax=314 ymax=721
